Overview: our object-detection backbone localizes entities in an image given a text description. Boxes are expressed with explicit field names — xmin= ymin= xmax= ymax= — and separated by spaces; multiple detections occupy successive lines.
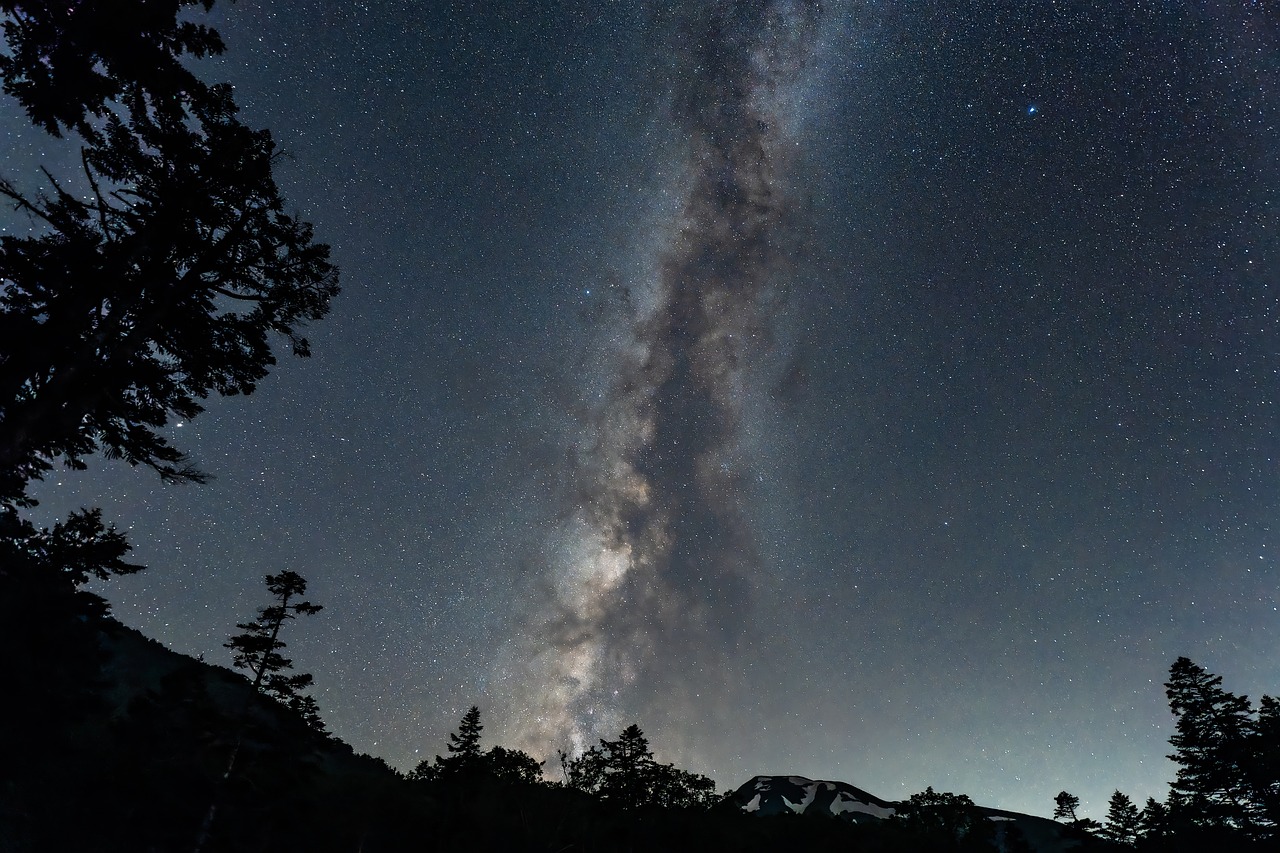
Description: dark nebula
xmin=503 ymin=0 xmax=824 ymax=755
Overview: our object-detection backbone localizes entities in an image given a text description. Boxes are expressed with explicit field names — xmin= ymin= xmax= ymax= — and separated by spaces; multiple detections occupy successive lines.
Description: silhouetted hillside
xmin=7 ymin=622 xmax=1269 ymax=852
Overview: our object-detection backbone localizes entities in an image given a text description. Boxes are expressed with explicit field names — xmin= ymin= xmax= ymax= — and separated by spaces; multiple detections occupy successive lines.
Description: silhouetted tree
xmin=0 ymin=0 xmax=223 ymax=137
xmin=484 ymin=745 xmax=545 ymax=785
xmin=411 ymin=707 xmax=544 ymax=785
xmin=1 ymin=505 xmax=140 ymax=590
xmin=562 ymin=723 xmax=717 ymax=809
xmin=895 ymin=786 xmax=994 ymax=849
xmin=1102 ymin=790 xmax=1140 ymax=845
xmin=1251 ymin=694 xmax=1280 ymax=827
xmin=0 ymin=1 xmax=338 ymax=509
xmin=448 ymin=706 xmax=484 ymax=760
xmin=0 ymin=506 xmax=139 ymax=716
xmin=1054 ymin=791 xmax=1080 ymax=823
xmin=1138 ymin=796 xmax=1171 ymax=841
xmin=194 ymin=571 xmax=324 ymax=851
xmin=225 ymin=571 xmax=324 ymax=731
xmin=0 ymin=507 xmax=141 ymax=841
xmin=0 ymin=506 xmax=140 ymax=707
xmin=1165 ymin=656 xmax=1260 ymax=833
xmin=568 ymin=724 xmax=652 ymax=805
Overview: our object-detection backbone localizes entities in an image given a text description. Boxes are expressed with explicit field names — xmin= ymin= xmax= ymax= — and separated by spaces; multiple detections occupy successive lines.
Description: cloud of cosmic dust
xmin=497 ymin=0 xmax=824 ymax=766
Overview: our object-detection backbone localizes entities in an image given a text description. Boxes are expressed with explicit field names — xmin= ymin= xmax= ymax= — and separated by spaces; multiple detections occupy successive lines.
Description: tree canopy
xmin=0 ymin=0 xmax=338 ymax=509
xmin=1164 ymin=655 xmax=1280 ymax=836
xmin=1102 ymin=790 xmax=1140 ymax=845
xmin=0 ymin=0 xmax=224 ymax=137
xmin=562 ymin=723 xmax=718 ymax=809
xmin=1052 ymin=791 xmax=1080 ymax=824
xmin=894 ymin=787 xmax=997 ymax=851
xmin=410 ymin=706 xmax=543 ymax=785
xmin=225 ymin=571 xmax=325 ymax=732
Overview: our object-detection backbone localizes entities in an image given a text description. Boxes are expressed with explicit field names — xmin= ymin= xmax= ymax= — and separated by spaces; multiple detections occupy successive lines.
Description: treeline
xmin=406 ymin=706 xmax=717 ymax=809
xmin=1048 ymin=657 xmax=1280 ymax=851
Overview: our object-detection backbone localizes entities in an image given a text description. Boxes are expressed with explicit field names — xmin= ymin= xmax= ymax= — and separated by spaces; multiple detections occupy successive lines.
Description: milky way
xmin=500 ymin=0 xmax=824 ymax=760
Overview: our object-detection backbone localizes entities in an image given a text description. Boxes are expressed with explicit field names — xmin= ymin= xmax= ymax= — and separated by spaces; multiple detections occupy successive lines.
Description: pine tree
xmin=194 ymin=571 xmax=324 ymax=851
xmin=225 ymin=571 xmax=324 ymax=731
xmin=603 ymin=723 xmax=653 ymax=804
xmin=1053 ymin=791 xmax=1080 ymax=823
xmin=447 ymin=706 xmax=483 ymax=760
xmin=1165 ymin=657 xmax=1259 ymax=832
xmin=0 ymin=0 xmax=224 ymax=137
xmin=409 ymin=707 xmax=544 ymax=785
xmin=1138 ymin=797 xmax=1171 ymax=841
xmin=1250 ymin=694 xmax=1280 ymax=827
xmin=1102 ymin=790 xmax=1141 ymax=845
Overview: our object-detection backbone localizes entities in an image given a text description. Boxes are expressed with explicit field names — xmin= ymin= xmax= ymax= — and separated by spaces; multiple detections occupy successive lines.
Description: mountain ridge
xmin=729 ymin=775 xmax=1100 ymax=852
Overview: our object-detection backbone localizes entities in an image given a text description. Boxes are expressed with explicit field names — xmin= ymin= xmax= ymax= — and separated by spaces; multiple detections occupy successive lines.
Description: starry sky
xmin=6 ymin=0 xmax=1278 ymax=821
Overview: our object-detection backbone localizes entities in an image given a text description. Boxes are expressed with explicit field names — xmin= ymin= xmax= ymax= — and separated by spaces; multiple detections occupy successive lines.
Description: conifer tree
xmin=1138 ymin=797 xmax=1171 ymax=840
xmin=0 ymin=507 xmax=142 ymax=840
xmin=225 ymin=571 xmax=324 ymax=732
xmin=447 ymin=706 xmax=484 ymax=761
xmin=1102 ymin=790 xmax=1141 ymax=845
xmin=0 ymin=506 xmax=140 ymax=720
xmin=1165 ymin=656 xmax=1259 ymax=831
xmin=194 ymin=571 xmax=324 ymax=851
xmin=1250 ymin=694 xmax=1280 ymax=826
xmin=411 ymin=707 xmax=482 ymax=781
xmin=0 ymin=0 xmax=224 ymax=137
xmin=1053 ymin=791 xmax=1080 ymax=823
xmin=409 ymin=706 xmax=544 ymax=784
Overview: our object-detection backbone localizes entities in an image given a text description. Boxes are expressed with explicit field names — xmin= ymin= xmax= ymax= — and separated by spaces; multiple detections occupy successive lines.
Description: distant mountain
xmin=733 ymin=775 xmax=898 ymax=821
xmin=729 ymin=776 xmax=1105 ymax=852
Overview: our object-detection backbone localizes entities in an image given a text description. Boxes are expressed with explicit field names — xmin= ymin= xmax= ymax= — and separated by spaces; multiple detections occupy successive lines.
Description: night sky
xmin=5 ymin=0 xmax=1278 ymax=821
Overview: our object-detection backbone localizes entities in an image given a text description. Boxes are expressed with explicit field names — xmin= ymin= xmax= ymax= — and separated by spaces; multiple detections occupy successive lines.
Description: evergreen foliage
xmin=1165 ymin=656 xmax=1262 ymax=833
xmin=1052 ymin=791 xmax=1080 ymax=823
xmin=410 ymin=706 xmax=544 ymax=785
xmin=225 ymin=570 xmax=325 ymax=732
xmin=0 ymin=506 xmax=140 ymax=748
xmin=1253 ymin=695 xmax=1280 ymax=825
xmin=0 ymin=507 xmax=142 ymax=844
xmin=562 ymin=723 xmax=718 ymax=809
xmin=0 ymin=0 xmax=224 ymax=137
xmin=1137 ymin=796 xmax=1170 ymax=841
xmin=15 ymin=636 xmax=1280 ymax=852
xmin=0 ymin=0 xmax=338 ymax=509
xmin=447 ymin=705 xmax=484 ymax=759
xmin=1102 ymin=790 xmax=1140 ymax=845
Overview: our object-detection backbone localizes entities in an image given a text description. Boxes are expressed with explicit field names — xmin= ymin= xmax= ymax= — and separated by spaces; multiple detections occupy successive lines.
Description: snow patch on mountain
xmin=733 ymin=775 xmax=898 ymax=822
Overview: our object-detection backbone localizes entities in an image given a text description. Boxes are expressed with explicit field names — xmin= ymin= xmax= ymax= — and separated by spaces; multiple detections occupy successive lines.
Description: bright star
xmin=1027 ymin=104 xmax=1038 ymax=115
